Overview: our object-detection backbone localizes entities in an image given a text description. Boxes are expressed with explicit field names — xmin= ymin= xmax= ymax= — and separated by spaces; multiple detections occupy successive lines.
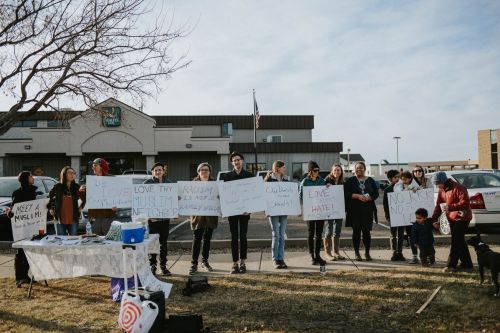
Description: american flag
xmin=254 ymin=96 xmax=260 ymax=129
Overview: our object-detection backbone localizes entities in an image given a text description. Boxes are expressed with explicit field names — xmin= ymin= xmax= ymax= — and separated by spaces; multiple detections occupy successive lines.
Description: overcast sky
xmin=4 ymin=1 xmax=500 ymax=164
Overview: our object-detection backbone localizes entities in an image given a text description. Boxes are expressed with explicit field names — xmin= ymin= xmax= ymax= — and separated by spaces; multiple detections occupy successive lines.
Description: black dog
xmin=467 ymin=235 xmax=500 ymax=297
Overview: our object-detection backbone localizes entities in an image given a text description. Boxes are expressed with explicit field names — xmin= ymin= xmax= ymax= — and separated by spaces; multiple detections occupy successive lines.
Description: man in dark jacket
xmin=431 ymin=171 xmax=473 ymax=272
xmin=9 ymin=171 xmax=37 ymax=287
xmin=223 ymin=152 xmax=254 ymax=274
xmin=383 ymin=170 xmax=406 ymax=261
xmin=144 ymin=162 xmax=173 ymax=276
xmin=88 ymin=158 xmax=116 ymax=235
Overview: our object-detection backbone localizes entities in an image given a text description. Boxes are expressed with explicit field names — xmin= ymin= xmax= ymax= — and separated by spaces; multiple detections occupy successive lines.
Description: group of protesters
xmin=9 ymin=151 xmax=473 ymax=287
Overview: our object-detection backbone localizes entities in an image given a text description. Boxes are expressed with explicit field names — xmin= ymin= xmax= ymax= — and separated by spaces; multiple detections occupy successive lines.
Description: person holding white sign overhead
xmin=88 ymin=158 xmax=117 ymax=235
xmin=265 ymin=160 xmax=290 ymax=269
xmin=223 ymin=152 xmax=254 ymax=274
xmin=189 ymin=162 xmax=218 ymax=275
xmin=345 ymin=162 xmax=379 ymax=261
xmin=299 ymin=161 xmax=327 ymax=266
xmin=144 ymin=162 xmax=173 ymax=276
xmin=9 ymin=171 xmax=37 ymax=287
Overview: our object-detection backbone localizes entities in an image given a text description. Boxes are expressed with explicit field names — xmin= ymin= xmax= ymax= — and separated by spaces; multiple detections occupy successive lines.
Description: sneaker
xmin=279 ymin=260 xmax=288 ymax=269
xmin=273 ymin=260 xmax=281 ymax=269
xmin=442 ymin=266 xmax=456 ymax=273
xmin=397 ymin=254 xmax=407 ymax=262
xmin=390 ymin=254 xmax=398 ymax=262
xmin=201 ymin=261 xmax=214 ymax=272
xmin=160 ymin=266 xmax=172 ymax=276
xmin=239 ymin=263 xmax=247 ymax=274
xmin=365 ymin=253 xmax=372 ymax=261
xmin=354 ymin=253 xmax=363 ymax=261
xmin=230 ymin=263 xmax=239 ymax=274
xmin=409 ymin=256 xmax=419 ymax=265
xmin=189 ymin=264 xmax=198 ymax=275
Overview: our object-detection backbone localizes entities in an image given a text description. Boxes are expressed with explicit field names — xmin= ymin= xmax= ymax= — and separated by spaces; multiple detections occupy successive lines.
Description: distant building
xmin=366 ymin=160 xmax=409 ymax=178
xmin=339 ymin=153 xmax=364 ymax=174
xmin=407 ymin=160 xmax=478 ymax=173
xmin=478 ymin=129 xmax=499 ymax=169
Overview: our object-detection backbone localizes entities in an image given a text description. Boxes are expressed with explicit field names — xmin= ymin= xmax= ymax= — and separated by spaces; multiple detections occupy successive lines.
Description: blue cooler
xmin=121 ymin=222 xmax=144 ymax=244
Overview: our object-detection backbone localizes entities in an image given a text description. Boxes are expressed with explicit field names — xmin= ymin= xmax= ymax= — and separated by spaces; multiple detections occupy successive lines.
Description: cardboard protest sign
xmin=85 ymin=176 xmax=132 ymax=209
xmin=178 ymin=181 xmax=221 ymax=216
xmin=264 ymin=182 xmax=301 ymax=216
xmin=388 ymin=188 xmax=435 ymax=227
xmin=217 ymin=177 xmax=266 ymax=217
xmin=302 ymin=185 xmax=345 ymax=221
xmin=11 ymin=198 xmax=49 ymax=241
xmin=132 ymin=183 xmax=178 ymax=218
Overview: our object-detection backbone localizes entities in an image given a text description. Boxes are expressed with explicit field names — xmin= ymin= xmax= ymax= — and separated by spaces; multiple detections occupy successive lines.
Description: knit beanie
xmin=197 ymin=162 xmax=212 ymax=174
xmin=432 ymin=171 xmax=448 ymax=185
xmin=308 ymin=161 xmax=319 ymax=172
xmin=93 ymin=158 xmax=109 ymax=176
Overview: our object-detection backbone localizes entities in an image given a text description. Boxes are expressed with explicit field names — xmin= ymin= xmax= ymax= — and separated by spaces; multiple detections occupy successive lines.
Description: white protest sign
xmin=302 ymin=185 xmax=346 ymax=221
xmin=178 ymin=181 xmax=221 ymax=216
xmin=11 ymin=198 xmax=49 ymax=241
xmin=217 ymin=177 xmax=266 ymax=217
xmin=132 ymin=183 xmax=178 ymax=218
xmin=85 ymin=176 xmax=132 ymax=209
xmin=264 ymin=182 xmax=301 ymax=216
xmin=388 ymin=188 xmax=435 ymax=227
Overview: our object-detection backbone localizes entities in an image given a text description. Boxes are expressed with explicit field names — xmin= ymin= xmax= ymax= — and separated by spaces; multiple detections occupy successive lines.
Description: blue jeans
xmin=269 ymin=216 xmax=287 ymax=261
xmin=323 ymin=219 xmax=343 ymax=239
xmin=55 ymin=223 xmax=78 ymax=236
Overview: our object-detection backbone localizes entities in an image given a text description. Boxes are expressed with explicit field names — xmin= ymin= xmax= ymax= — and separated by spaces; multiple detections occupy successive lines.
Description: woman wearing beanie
xmin=189 ymin=162 xmax=219 ymax=274
xmin=299 ymin=161 xmax=327 ymax=266
xmin=345 ymin=162 xmax=379 ymax=261
xmin=265 ymin=160 xmax=290 ymax=269
xmin=9 ymin=171 xmax=37 ymax=287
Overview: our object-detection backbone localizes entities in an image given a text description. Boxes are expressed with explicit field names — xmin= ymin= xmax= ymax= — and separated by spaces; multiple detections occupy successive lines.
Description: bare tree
xmin=0 ymin=0 xmax=190 ymax=135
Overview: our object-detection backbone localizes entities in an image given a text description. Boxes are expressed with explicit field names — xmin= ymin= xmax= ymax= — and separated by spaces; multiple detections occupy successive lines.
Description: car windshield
xmin=0 ymin=179 xmax=20 ymax=197
xmin=452 ymin=173 xmax=500 ymax=189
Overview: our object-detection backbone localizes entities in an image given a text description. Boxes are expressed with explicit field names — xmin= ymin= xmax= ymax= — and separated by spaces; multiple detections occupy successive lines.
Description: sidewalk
xmin=2 ymin=244 xmax=498 ymax=278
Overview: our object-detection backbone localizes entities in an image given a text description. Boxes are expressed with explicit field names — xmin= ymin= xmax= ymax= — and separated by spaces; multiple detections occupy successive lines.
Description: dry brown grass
xmin=0 ymin=268 xmax=499 ymax=333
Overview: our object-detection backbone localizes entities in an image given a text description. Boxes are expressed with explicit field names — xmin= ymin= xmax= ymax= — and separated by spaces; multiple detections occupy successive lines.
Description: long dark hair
xmin=329 ymin=164 xmax=344 ymax=184
xmin=18 ymin=171 xmax=32 ymax=189
xmin=59 ymin=166 xmax=75 ymax=185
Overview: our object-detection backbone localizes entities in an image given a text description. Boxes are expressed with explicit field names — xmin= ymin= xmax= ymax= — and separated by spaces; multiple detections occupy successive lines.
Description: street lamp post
xmin=347 ymin=148 xmax=351 ymax=173
xmin=393 ymin=136 xmax=401 ymax=171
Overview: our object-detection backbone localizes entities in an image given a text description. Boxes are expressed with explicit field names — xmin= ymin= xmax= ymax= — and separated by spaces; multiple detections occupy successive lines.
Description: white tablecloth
xmin=12 ymin=234 xmax=172 ymax=297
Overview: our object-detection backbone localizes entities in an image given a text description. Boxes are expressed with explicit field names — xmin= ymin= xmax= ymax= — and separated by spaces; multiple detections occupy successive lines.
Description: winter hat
xmin=92 ymin=158 xmax=109 ymax=175
xmin=151 ymin=162 xmax=164 ymax=171
xmin=432 ymin=171 xmax=448 ymax=185
xmin=308 ymin=161 xmax=320 ymax=172
xmin=197 ymin=162 xmax=212 ymax=173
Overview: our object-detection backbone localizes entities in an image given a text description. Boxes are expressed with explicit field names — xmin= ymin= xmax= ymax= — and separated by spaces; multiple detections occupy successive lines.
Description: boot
xmin=333 ymin=236 xmax=345 ymax=260
xmin=323 ymin=238 xmax=335 ymax=261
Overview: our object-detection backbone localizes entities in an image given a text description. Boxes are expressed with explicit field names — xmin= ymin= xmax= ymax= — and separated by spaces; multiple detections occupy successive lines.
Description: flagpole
xmin=253 ymin=89 xmax=258 ymax=174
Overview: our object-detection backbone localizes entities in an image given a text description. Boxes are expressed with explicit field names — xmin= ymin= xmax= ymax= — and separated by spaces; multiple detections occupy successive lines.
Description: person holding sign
xmin=345 ymin=162 xmax=379 ymax=261
xmin=144 ymin=162 xmax=173 ymax=276
xmin=431 ymin=171 xmax=473 ymax=273
xmin=189 ymin=162 xmax=218 ymax=275
xmin=299 ymin=161 xmax=327 ymax=266
xmin=9 ymin=171 xmax=37 ymax=287
xmin=323 ymin=164 xmax=346 ymax=261
xmin=88 ymin=158 xmax=117 ymax=235
xmin=265 ymin=160 xmax=290 ymax=269
xmin=48 ymin=166 xmax=86 ymax=236
xmin=223 ymin=152 xmax=254 ymax=274
xmin=383 ymin=170 xmax=406 ymax=262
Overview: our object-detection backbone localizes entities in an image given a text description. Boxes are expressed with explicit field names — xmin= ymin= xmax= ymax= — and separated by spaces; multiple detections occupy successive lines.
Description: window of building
xmin=14 ymin=120 xmax=37 ymax=127
xmin=47 ymin=120 xmax=65 ymax=127
xmin=491 ymin=130 xmax=497 ymax=144
xmin=292 ymin=162 xmax=309 ymax=180
xmin=222 ymin=122 xmax=233 ymax=137
xmin=246 ymin=163 xmax=266 ymax=175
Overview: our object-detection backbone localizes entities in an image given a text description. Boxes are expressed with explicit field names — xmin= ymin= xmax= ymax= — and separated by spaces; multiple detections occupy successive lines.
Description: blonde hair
xmin=272 ymin=160 xmax=285 ymax=172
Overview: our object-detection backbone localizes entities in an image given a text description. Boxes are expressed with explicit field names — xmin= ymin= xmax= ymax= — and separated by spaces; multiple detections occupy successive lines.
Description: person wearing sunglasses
xmin=412 ymin=165 xmax=429 ymax=189
xmin=345 ymin=162 xmax=379 ymax=261
xmin=299 ymin=161 xmax=327 ymax=265
xmin=189 ymin=162 xmax=218 ymax=275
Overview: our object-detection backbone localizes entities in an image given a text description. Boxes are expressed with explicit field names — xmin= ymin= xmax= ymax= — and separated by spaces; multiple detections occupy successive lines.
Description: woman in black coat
xmin=345 ymin=162 xmax=379 ymax=261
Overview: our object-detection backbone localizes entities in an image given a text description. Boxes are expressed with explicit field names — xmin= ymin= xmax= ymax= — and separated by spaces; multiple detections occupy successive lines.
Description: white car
xmin=427 ymin=171 xmax=500 ymax=231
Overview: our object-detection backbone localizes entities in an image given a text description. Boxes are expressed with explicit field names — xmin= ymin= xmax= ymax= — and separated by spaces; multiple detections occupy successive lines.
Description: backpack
xmin=182 ymin=276 xmax=210 ymax=296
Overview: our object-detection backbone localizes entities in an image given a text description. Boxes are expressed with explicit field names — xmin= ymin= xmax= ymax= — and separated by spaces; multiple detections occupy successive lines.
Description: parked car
xmin=0 ymin=176 xmax=58 ymax=241
xmin=377 ymin=179 xmax=390 ymax=190
xmin=426 ymin=171 xmax=500 ymax=231
xmin=78 ymin=174 xmax=152 ymax=232
xmin=475 ymin=169 xmax=500 ymax=174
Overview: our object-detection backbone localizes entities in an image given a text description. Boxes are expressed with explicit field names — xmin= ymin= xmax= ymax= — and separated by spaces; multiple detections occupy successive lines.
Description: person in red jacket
xmin=431 ymin=171 xmax=473 ymax=272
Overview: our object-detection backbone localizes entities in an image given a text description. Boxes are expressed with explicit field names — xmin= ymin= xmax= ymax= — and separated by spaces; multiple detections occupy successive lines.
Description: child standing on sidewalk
xmin=411 ymin=208 xmax=438 ymax=267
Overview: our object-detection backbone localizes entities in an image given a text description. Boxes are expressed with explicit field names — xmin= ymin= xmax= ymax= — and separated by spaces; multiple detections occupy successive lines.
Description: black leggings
xmin=352 ymin=225 xmax=371 ymax=254
xmin=191 ymin=228 xmax=214 ymax=264
xmin=228 ymin=215 xmax=249 ymax=262
xmin=307 ymin=220 xmax=324 ymax=258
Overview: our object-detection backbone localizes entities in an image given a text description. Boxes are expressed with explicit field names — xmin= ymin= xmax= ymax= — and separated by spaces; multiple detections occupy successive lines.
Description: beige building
xmin=478 ymin=129 xmax=499 ymax=169
xmin=0 ymin=98 xmax=342 ymax=181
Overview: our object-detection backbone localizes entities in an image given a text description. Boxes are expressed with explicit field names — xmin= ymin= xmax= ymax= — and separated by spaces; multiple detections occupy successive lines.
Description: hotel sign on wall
xmin=102 ymin=106 xmax=121 ymax=127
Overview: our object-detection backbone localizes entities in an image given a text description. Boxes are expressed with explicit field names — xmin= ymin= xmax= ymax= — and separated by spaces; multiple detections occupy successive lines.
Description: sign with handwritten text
xmin=11 ymin=198 xmax=49 ymax=241
xmin=178 ymin=181 xmax=221 ymax=216
xmin=132 ymin=183 xmax=178 ymax=218
xmin=85 ymin=176 xmax=133 ymax=209
xmin=264 ymin=182 xmax=301 ymax=216
xmin=217 ymin=177 xmax=266 ymax=217
xmin=388 ymin=188 xmax=435 ymax=227
xmin=302 ymin=186 xmax=345 ymax=221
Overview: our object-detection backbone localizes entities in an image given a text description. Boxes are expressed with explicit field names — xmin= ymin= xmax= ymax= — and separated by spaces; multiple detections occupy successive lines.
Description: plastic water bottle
xmin=320 ymin=265 xmax=326 ymax=277
xmin=85 ymin=220 xmax=92 ymax=235
xmin=143 ymin=223 xmax=149 ymax=239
